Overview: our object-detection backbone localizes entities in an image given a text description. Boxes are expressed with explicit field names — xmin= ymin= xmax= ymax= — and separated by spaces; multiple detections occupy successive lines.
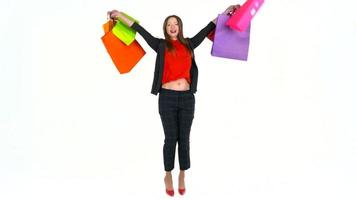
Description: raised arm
xmin=189 ymin=22 xmax=217 ymax=49
xmin=109 ymin=10 xmax=160 ymax=52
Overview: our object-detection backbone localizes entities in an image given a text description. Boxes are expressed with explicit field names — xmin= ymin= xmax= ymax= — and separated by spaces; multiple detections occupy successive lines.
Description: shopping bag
xmin=102 ymin=20 xmax=115 ymax=33
xmin=226 ymin=0 xmax=264 ymax=32
xmin=112 ymin=12 xmax=139 ymax=45
xmin=211 ymin=14 xmax=250 ymax=61
xmin=101 ymin=20 xmax=146 ymax=74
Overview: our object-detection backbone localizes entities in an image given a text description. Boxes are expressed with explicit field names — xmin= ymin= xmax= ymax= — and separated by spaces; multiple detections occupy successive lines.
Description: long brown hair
xmin=163 ymin=15 xmax=192 ymax=56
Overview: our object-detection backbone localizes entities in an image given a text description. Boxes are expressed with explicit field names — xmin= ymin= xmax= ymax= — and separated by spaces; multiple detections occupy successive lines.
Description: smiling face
xmin=165 ymin=17 xmax=179 ymax=40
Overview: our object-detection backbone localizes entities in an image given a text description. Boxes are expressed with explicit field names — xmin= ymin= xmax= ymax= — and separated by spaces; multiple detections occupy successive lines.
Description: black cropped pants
xmin=158 ymin=88 xmax=195 ymax=171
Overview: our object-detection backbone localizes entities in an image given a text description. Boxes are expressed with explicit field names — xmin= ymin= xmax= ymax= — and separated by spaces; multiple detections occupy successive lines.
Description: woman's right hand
xmin=107 ymin=10 xmax=134 ymax=27
xmin=108 ymin=10 xmax=121 ymax=21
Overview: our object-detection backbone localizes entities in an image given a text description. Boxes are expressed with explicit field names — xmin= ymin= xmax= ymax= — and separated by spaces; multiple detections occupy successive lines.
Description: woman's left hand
xmin=212 ymin=4 xmax=241 ymax=24
xmin=223 ymin=4 xmax=241 ymax=15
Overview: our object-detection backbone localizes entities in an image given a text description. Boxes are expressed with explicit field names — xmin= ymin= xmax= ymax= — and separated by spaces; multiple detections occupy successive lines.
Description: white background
xmin=1 ymin=0 xmax=356 ymax=199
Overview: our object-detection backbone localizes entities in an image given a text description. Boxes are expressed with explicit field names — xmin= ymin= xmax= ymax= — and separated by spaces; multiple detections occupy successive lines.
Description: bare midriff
xmin=161 ymin=78 xmax=190 ymax=91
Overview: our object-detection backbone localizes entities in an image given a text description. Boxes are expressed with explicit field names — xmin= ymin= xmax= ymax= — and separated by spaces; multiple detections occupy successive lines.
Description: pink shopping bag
xmin=226 ymin=0 xmax=264 ymax=32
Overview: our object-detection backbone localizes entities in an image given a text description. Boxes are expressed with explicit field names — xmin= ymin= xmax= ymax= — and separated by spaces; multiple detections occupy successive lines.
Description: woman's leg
xmin=159 ymin=92 xmax=179 ymax=171
xmin=164 ymin=171 xmax=173 ymax=191
xmin=178 ymin=170 xmax=186 ymax=190
xmin=177 ymin=92 xmax=195 ymax=171
xmin=159 ymin=95 xmax=178 ymax=171
xmin=176 ymin=92 xmax=195 ymax=195
xmin=159 ymin=91 xmax=180 ymax=195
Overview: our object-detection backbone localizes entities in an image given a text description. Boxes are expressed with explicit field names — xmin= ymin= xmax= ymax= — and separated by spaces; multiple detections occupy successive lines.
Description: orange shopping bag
xmin=102 ymin=20 xmax=115 ymax=34
xmin=101 ymin=20 xmax=146 ymax=74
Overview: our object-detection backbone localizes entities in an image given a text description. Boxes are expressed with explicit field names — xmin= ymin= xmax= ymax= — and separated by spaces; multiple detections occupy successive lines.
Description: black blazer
xmin=131 ymin=21 xmax=216 ymax=95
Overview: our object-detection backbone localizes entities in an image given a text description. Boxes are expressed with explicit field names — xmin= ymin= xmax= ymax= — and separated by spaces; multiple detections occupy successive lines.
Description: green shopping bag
xmin=112 ymin=12 xmax=139 ymax=45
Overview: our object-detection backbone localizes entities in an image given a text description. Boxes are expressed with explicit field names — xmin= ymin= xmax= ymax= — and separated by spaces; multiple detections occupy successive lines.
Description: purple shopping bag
xmin=211 ymin=14 xmax=251 ymax=61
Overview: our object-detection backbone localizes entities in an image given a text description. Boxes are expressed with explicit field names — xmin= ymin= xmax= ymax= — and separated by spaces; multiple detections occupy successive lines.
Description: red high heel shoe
xmin=166 ymin=189 xmax=174 ymax=197
xmin=178 ymin=188 xmax=186 ymax=195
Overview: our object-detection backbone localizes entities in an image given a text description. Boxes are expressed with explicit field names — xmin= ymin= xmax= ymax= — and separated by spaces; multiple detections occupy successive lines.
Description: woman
xmin=109 ymin=5 xmax=239 ymax=196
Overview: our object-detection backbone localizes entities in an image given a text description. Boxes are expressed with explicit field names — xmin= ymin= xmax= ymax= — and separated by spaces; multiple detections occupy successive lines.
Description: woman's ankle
xmin=165 ymin=171 xmax=172 ymax=177
xmin=179 ymin=170 xmax=185 ymax=177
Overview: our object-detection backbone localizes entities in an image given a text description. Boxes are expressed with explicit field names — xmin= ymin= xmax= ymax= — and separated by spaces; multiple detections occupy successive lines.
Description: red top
xmin=162 ymin=40 xmax=192 ymax=84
